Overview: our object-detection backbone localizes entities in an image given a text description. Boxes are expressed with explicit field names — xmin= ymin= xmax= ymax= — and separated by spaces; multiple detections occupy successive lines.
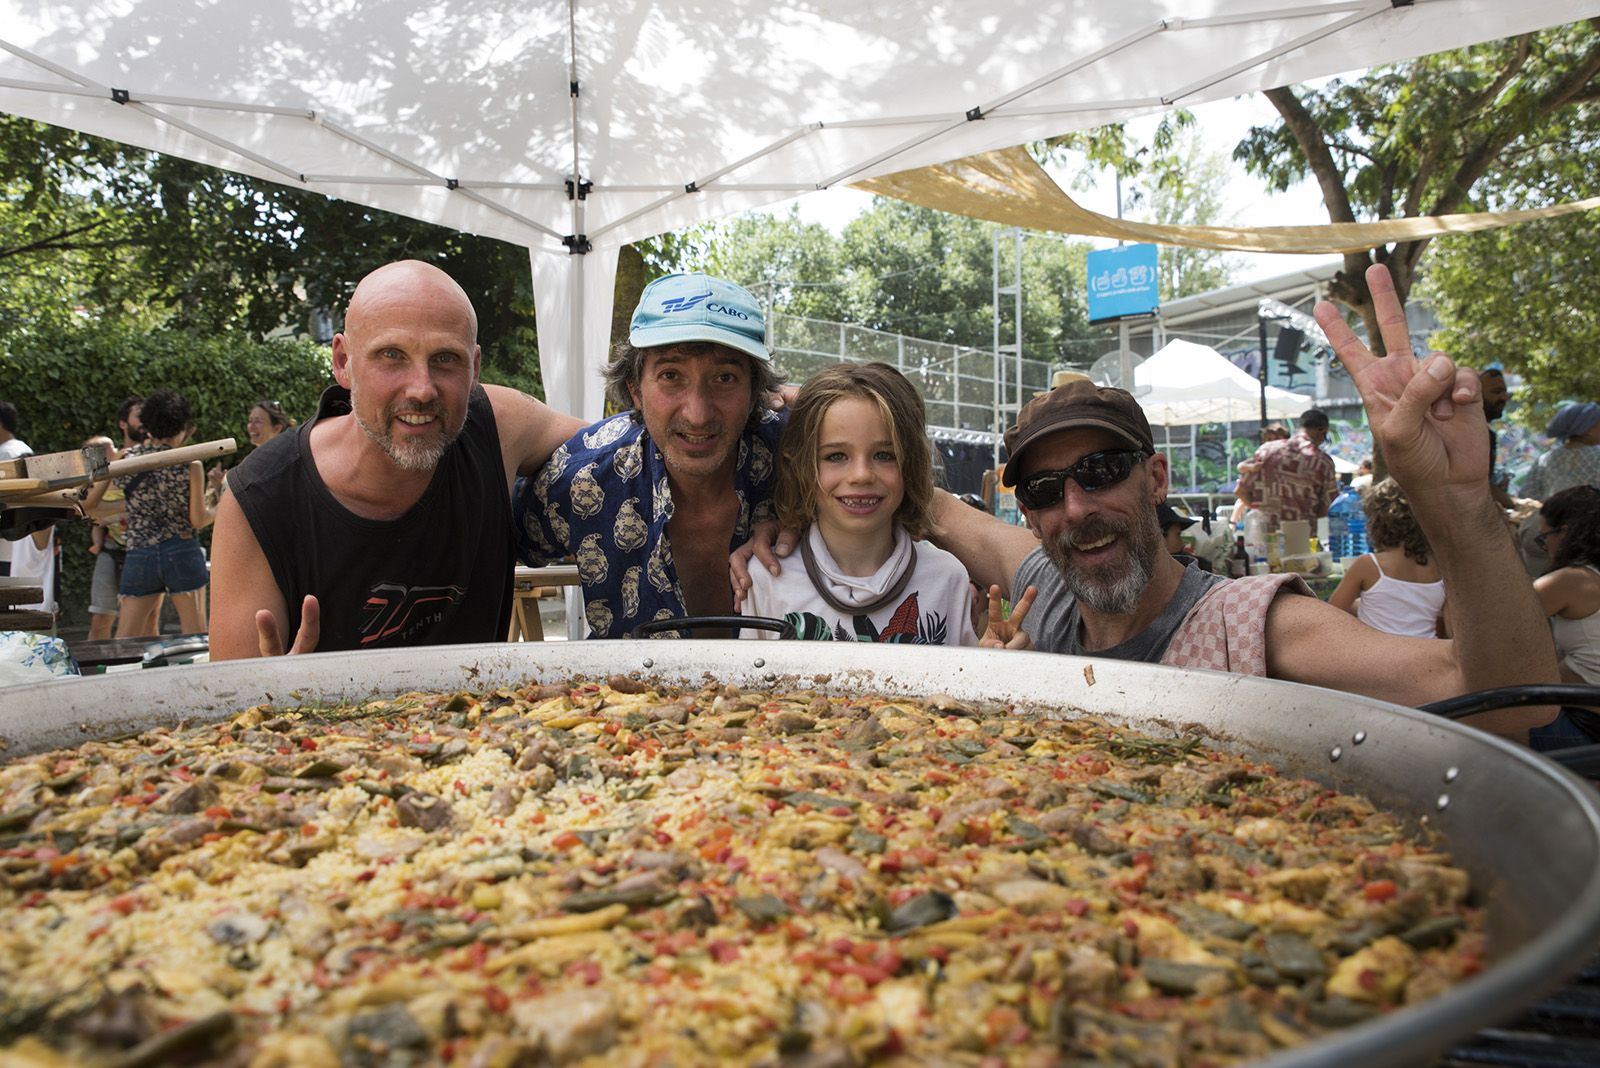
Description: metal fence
xmin=769 ymin=312 xmax=1053 ymax=440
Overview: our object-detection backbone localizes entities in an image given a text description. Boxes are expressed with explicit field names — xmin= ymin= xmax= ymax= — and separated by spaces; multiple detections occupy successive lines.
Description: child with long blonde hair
xmin=740 ymin=362 xmax=978 ymax=644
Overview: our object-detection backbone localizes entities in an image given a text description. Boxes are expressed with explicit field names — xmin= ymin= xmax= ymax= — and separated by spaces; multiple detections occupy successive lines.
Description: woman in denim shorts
xmin=110 ymin=390 xmax=211 ymax=636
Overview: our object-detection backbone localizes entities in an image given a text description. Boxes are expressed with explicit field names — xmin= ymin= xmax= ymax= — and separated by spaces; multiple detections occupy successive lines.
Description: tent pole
xmin=1255 ymin=313 xmax=1269 ymax=423
xmin=1189 ymin=423 xmax=1197 ymax=491
xmin=991 ymin=227 xmax=1002 ymax=477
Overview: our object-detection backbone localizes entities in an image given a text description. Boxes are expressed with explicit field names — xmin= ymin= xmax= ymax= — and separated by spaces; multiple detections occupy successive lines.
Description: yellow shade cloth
xmin=854 ymin=145 xmax=1600 ymax=254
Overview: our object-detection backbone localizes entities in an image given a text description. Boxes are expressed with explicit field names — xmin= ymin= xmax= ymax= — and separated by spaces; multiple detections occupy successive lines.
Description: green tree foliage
xmin=701 ymin=209 xmax=847 ymax=320
xmin=1425 ymin=210 xmax=1600 ymax=414
xmin=1 ymin=321 xmax=333 ymax=627
xmin=836 ymin=199 xmax=1104 ymax=366
xmin=687 ymin=199 xmax=1113 ymax=370
xmin=1422 ymin=82 xmax=1600 ymax=412
xmin=1233 ymin=20 xmax=1600 ymax=351
xmin=0 ymin=321 xmax=331 ymax=457
xmin=0 ymin=115 xmax=701 ymax=399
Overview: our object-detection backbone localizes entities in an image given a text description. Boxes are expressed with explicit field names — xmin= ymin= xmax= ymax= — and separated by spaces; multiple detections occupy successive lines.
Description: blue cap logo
xmin=630 ymin=273 xmax=770 ymax=363
xmin=659 ymin=289 xmax=712 ymax=314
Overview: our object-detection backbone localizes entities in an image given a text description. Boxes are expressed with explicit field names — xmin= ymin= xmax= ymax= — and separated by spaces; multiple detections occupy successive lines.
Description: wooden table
xmin=508 ymin=564 xmax=581 ymax=641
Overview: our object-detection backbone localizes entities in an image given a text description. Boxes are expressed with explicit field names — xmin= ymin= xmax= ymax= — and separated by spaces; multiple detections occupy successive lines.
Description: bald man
xmin=210 ymin=261 xmax=583 ymax=658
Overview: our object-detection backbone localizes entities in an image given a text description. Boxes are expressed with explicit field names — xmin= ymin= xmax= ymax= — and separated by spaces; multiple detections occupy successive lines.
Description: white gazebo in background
xmin=1134 ymin=338 xmax=1313 ymax=493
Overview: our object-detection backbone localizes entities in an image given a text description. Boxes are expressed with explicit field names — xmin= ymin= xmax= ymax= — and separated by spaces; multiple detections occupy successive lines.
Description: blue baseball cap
xmin=629 ymin=273 xmax=771 ymax=363
xmin=1547 ymin=402 xmax=1600 ymax=440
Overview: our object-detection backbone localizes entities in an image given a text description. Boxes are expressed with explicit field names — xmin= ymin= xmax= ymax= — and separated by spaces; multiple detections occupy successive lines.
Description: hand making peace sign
xmin=1312 ymin=264 xmax=1489 ymax=496
xmin=980 ymin=583 xmax=1038 ymax=650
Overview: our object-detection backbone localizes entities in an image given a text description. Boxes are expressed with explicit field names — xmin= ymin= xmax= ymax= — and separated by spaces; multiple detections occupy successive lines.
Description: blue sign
xmin=1086 ymin=244 xmax=1159 ymax=323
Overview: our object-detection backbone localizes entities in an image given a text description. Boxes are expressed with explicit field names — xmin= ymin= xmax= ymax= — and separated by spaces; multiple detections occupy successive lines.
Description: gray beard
xmin=1042 ymin=511 xmax=1160 ymax=616
xmin=355 ymin=406 xmax=457 ymax=470
xmin=355 ymin=405 xmax=459 ymax=472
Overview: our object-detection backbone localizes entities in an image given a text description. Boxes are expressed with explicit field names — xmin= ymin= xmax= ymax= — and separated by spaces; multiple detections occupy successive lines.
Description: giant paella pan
xmin=1 ymin=641 xmax=1597 ymax=1067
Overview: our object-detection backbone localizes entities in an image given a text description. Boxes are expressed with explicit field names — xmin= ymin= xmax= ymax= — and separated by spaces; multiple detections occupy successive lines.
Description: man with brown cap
xmin=738 ymin=266 xmax=1558 ymax=742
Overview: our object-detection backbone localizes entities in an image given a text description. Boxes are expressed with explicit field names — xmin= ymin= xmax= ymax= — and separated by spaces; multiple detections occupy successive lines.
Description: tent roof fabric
xmin=856 ymin=146 xmax=1600 ymax=254
xmin=2 ymin=1 xmax=1594 ymax=417
xmin=3 ymin=1 xmax=1589 ymax=258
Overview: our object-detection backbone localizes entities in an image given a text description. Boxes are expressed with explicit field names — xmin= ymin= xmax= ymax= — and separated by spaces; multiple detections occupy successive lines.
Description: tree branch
xmin=0 ymin=218 xmax=116 ymax=261
xmin=1264 ymin=86 xmax=1357 ymax=223
xmin=1426 ymin=28 xmax=1600 ymax=217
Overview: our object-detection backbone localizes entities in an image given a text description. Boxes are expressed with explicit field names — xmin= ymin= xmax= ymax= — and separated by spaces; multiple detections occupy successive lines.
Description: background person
xmin=0 ymin=399 xmax=32 ymax=579
xmin=1516 ymin=401 xmax=1600 ymax=576
xmin=1156 ymin=501 xmax=1212 ymax=573
xmin=99 ymin=389 xmax=211 ymax=637
xmin=247 ymin=400 xmax=292 ymax=447
xmin=740 ymin=362 xmax=977 ymax=645
xmin=1328 ymin=477 xmax=1447 ymax=638
xmin=0 ymin=401 xmax=56 ymax=616
xmin=1528 ymin=486 xmax=1600 ymax=749
xmin=1247 ymin=408 xmax=1338 ymax=527
xmin=83 ymin=398 xmax=161 ymax=639
xmin=1519 ymin=402 xmax=1600 ymax=501
xmin=1480 ymin=368 xmax=1514 ymax=510
xmin=210 ymin=400 xmax=295 ymax=500
xmin=1230 ymin=421 xmax=1288 ymax=526
xmin=1350 ymin=457 xmax=1375 ymax=495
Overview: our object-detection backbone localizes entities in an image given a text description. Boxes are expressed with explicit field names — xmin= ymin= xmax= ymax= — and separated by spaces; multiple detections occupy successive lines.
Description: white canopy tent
xmin=1 ymin=1 xmax=1593 ymax=419
xmin=1136 ymin=338 xmax=1313 ymax=426
xmin=1136 ymin=337 xmax=1314 ymax=493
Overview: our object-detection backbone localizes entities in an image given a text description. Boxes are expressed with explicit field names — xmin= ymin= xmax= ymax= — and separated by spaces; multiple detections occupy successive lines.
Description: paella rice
xmin=0 ymin=678 xmax=1486 ymax=1066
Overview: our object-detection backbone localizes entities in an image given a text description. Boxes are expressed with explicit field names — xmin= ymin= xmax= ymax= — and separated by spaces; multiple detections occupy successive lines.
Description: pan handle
xmin=1418 ymin=685 xmax=1600 ymax=775
xmin=1416 ymin=684 xmax=1600 ymax=721
xmin=630 ymin=615 xmax=796 ymax=640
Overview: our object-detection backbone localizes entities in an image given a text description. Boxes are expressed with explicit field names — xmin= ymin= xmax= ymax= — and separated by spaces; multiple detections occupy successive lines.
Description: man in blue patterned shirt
xmin=514 ymin=274 xmax=785 ymax=637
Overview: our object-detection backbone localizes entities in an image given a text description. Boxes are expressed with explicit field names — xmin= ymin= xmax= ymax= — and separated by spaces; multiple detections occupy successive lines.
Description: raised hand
xmin=980 ymin=584 xmax=1037 ymax=650
xmin=1312 ymin=264 xmax=1488 ymax=496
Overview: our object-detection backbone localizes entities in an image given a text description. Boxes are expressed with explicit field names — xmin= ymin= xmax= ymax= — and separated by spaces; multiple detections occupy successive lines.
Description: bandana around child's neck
xmin=800 ymin=524 xmax=917 ymax=616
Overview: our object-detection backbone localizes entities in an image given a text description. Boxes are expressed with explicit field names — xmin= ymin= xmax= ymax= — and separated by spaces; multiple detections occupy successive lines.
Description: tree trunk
xmin=612 ymin=245 xmax=648 ymax=353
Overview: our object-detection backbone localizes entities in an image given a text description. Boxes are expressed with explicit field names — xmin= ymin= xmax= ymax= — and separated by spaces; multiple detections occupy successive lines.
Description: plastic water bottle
xmin=1346 ymin=494 xmax=1369 ymax=558
xmin=1243 ymin=507 xmax=1270 ymax=568
xmin=1327 ymin=487 xmax=1366 ymax=561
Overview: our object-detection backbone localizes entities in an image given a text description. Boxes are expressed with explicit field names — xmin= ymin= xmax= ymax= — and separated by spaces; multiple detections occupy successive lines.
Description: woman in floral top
xmin=110 ymin=390 xmax=211 ymax=636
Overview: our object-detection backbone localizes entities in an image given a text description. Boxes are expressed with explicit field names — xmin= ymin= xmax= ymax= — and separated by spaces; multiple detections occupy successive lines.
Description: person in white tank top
xmin=1524 ymin=486 xmax=1600 ymax=752
xmin=1329 ymin=478 xmax=1447 ymax=638
xmin=1533 ymin=486 xmax=1600 ymax=685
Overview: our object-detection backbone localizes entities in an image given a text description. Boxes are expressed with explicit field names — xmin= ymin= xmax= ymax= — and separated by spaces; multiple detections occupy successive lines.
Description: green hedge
xmin=1 ymin=322 xmax=334 ymax=630
xmin=2 ymin=322 xmax=334 ymax=455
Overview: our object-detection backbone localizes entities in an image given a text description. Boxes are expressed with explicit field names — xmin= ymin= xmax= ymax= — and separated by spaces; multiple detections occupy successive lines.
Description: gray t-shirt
xmin=1014 ymin=547 xmax=1227 ymax=661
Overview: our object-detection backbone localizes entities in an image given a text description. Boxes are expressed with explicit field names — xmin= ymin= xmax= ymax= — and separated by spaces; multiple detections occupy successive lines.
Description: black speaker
xmin=1272 ymin=326 xmax=1307 ymax=376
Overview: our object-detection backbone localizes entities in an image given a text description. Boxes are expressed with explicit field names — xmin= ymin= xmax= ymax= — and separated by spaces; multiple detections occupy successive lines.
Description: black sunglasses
xmin=1015 ymin=449 xmax=1147 ymax=510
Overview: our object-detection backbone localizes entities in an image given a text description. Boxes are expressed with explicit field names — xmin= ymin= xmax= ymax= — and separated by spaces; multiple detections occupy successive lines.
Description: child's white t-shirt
xmin=741 ymin=525 xmax=979 ymax=645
